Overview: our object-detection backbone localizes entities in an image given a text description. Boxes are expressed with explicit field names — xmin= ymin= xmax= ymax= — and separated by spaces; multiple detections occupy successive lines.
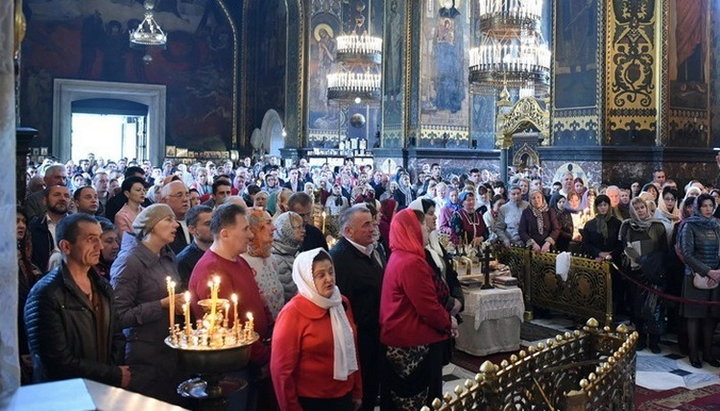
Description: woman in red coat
xmin=271 ymin=248 xmax=362 ymax=411
xmin=379 ymin=208 xmax=456 ymax=410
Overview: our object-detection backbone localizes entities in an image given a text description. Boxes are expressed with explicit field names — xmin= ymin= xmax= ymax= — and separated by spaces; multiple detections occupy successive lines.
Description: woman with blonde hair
xmin=242 ymin=208 xmax=285 ymax=319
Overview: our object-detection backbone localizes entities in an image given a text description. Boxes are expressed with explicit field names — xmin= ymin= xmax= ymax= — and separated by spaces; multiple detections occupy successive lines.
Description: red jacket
xmin=271 ymin=295 xmax=362 ymax=411
xmin=380 ymin=209 xmax=451 ymax=347
xmin=189 ymin=249 xmax=272 ymax=365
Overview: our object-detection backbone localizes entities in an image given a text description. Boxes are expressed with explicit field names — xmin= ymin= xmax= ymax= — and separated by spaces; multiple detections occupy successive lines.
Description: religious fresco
xmin=382 ymin=0 xmax=405 ymax=148
xmin=307 ymin=0 xmax=382 ymax=148
xmin=418 ymin=0 xmax=469 ymax=148
xmin=712 ymin=0 xmax=720 ymax=147
xmin=554 ymin=0 xmax=598 ymax=109
xmin=21 ymin=0 xmax=234 ymax=152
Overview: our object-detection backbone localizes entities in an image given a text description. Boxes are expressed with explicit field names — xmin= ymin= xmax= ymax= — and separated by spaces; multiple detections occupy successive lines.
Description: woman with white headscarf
xmin=271 ymin=248 xmax=361 ymax=411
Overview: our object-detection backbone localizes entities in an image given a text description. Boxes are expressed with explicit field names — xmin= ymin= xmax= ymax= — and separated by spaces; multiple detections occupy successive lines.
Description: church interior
xmin=3 ymin=0 xmax=720 ymax=409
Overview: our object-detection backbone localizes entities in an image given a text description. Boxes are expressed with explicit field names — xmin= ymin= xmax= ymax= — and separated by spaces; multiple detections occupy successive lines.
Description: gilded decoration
xmin=496 ymin=97 xmax=549 ymax=149
xmin=496 ymin=247 xmax=613 ymax=326
xmin=426 ymin=319 xmax=637 ymax=410
xmin=605 ymin=0 xmax=659 ymax=142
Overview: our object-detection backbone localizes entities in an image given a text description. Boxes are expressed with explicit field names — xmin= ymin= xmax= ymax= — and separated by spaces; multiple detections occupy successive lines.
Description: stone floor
xmin=439 ymin=316 xmax=720 ymax=404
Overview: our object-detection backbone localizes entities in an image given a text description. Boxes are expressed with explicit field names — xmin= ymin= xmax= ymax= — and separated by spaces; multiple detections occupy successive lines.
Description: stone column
xmin=0 ymin=0 xmax=20 ymax=397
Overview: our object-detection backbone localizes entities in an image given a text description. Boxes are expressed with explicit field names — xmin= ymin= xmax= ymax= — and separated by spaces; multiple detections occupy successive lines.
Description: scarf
xmin=627 ymin=201 xmax=663 ymax=232
xmin=529 ymin=192 xmax=549 ymax=234
xmin=272 ymin=212 xmax=303 ymax=252
xmin=593 ymin=212 xmax=613 ymax=240
xmin=426 ymin=230 xmax=446 ymax=275
xmin=656 ymin=198 xmax=681 ymax=223
xmin=292 ymin=248 xmax=358 ymax=381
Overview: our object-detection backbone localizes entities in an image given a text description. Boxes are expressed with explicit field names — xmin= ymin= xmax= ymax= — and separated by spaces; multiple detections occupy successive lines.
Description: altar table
xmin=455 ymin=287 xmax=524 ymax=357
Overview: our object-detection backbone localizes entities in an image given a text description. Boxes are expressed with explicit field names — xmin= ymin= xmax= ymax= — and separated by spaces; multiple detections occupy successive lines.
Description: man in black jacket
xmin=24 ymin=213 xmax=130 ymax=387
xmin=289 ymin=192 xmax=328 ymax=252
xmin=331 ymin=204 xmax=385 ymax=410
xmin=159 ymin=180 xmax=191 ymax=254
xmin=30 ymin=185 xmax=70 ymax=273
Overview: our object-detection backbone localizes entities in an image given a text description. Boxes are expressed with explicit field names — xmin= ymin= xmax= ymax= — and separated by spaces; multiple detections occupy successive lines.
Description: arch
xmin=261 ymin=109 xmax=285 ymax=157
xmin=496 ymin=96 xmax=550 ymax=148
xmin=241 ymin=0 xmax=306 ymax=149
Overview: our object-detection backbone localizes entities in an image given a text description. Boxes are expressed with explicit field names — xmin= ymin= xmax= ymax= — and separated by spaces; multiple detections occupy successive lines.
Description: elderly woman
xmin=114 ymin=176 xmax=147 ymax=234
xmin=241 ymin=208 xmax=285 ymax=320
xmin=272 ymin=211 xmax=306 ymax=302
xmin=519 ymin=189 xmax=560 ymax=253
xmin=271 ymin=249 xmax=362 ymax=411
xmin=641 ymin=183 xmax=660 ymax=205
xmin=271 ymin=187 xmax=293 ymax=220
xmin=111 ymin=204 xmax=185 ymax=403
xmin=678 ymin=194 xmax=720 ymax=368
xmin=450 ymin=191 xmax=487 ymax=246
xmin=619 ymin=197 xmax=667 ymax=354
xmin=254 ymin=190 xmax=269 ymax=210
xmin=380 ymin=208 xmax=455 ymax=409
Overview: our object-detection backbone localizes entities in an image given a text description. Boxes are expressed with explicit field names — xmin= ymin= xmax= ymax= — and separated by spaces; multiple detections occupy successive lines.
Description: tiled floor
xmin=440 ymin=317 xmax=720 ymax=403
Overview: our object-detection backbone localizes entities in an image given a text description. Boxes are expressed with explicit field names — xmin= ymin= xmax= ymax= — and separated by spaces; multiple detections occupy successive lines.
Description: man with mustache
xmin=30 ymin=185 xmax=71 ymax=273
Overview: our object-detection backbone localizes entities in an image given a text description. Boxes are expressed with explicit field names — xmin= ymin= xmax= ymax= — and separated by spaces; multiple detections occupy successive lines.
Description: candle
xmin=184 ymin=291 xmax=191 ymax=335
xmin=231 ymin=293 xmax=239 ymax=330
xmin=321 ymin=210 xmax=327 ymax=235
xmin=223 ymin=302 xmax=230 ymax=328
xmin=245 ymin=312 xmax=254 ymax=340
xmin=166 ymin=277 xmax=175 ymax=332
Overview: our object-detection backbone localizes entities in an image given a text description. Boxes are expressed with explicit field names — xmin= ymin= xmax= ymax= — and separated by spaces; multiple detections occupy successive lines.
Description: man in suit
xmin=30 ymin=185 xmax=71 ymax=273
xmin=330 ymin=204 xmax=385 ymax=410
xmin=159 ymin=180 xmax=191 ymax=254
xmin=283 ymin=168 xmax=302 ymax=192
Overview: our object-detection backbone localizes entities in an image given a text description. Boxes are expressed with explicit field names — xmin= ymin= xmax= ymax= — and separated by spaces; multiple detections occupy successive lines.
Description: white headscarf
xmin=292 ymin=248 xmax=358 ymax=381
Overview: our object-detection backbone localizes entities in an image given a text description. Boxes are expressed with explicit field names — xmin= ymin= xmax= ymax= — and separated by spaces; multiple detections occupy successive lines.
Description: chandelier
xmin=470 ymin=0 xmax=550 ymax=95
xmin=327 ymin=72 xmax=382 ymax=102
xmin=129 ymin=0 xmax=167 ymax=46
xmin=335 ymin=34 xmax=382 ymax=65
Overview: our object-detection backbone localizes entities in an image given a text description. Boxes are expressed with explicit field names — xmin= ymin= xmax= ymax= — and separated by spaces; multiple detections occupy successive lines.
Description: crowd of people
xmin=15 ymin=152 xmax=720 ymax=409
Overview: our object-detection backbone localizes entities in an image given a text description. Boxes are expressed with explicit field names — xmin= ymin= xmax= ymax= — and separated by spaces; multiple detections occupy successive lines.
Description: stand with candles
xmin=165 ymin=276 xmax=259 ymax=409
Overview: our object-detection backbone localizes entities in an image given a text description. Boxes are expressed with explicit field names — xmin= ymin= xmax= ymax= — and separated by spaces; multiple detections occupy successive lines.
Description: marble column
xmin=0 ymin=0 xmax=20 ymax=398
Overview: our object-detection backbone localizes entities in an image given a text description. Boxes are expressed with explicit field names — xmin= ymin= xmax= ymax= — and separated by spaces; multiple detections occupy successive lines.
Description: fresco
xmin=418 ymin=0 xmax=469 ymax=147
xmin=21 ymin=0 xmax=234 ymax=151
xmin=554 ymin=0 xmax=598 ymax=109
xmin=380 ymin=0 xmax=404 ymax=148
xmin=668 ymin=0 xmax=709 ymax=109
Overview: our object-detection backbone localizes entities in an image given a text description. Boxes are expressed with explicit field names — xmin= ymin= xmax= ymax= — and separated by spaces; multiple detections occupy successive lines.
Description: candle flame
xmin=184 ymin=291 xmax=191 ymax=303
xmin=246 ymin=312 xmax=253 ymax=320
xmin=231 ymin=293 xmax=238 ymax=303
xmin=213 ymin=276 xmax=220 ymax=285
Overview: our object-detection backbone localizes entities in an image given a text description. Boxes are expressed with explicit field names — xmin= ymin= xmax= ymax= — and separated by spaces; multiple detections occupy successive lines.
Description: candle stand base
xmin=178 ymin=376 xmax=248 ymax=411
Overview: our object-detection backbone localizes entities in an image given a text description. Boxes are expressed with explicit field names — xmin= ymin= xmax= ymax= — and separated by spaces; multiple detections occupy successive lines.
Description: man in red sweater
xmin=188 ymin=203 xmax=274 ymax=406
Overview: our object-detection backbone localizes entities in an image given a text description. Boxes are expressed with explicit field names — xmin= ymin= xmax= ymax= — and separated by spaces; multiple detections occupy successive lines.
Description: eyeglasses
xmin=168 ymin=192 xmax=190 ymax=199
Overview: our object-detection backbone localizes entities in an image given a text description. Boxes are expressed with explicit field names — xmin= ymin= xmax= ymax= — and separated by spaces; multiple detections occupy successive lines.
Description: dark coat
xmin=555 ymin=210 xmax=574 ymax=252
xmin=24 ymin=263 xmax=125 ymax=386
xmin=299 ymin=223 xmax=329 ymax=252
xmin=176 ymin=241 xmax=206 ymax=289
xmin=168 ymin=223 xmax=189 ymax=255
xmin=110 ymin=239 xmax=182 ymax=400
xmin=29 ymin=215 xmax=55 ymax=273
xmin=330 ymin=236 xmax=386 ymax=410
xmin=518 ymin=208 xmax=560 ymax=247
xmin=581 ymin=216 xmax=622 ymax=260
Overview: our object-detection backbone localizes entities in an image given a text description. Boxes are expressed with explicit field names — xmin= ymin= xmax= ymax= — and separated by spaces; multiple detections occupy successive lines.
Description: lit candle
xmin=321 ymin=210 xmax=327 ymax=235
xmin=231 ymin=293 xmax=239 ymax=331
xmin=207 ymin=280 xmax=216 ymax=320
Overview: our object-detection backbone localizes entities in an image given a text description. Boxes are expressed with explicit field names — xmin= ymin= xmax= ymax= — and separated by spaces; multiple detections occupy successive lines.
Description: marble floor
xmin=439 ymin=317 xmax=720 ymax=403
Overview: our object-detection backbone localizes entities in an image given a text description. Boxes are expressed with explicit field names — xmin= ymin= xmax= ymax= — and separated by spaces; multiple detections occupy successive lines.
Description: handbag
xmin=693 ymin=273 xmax=719 ymax=290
